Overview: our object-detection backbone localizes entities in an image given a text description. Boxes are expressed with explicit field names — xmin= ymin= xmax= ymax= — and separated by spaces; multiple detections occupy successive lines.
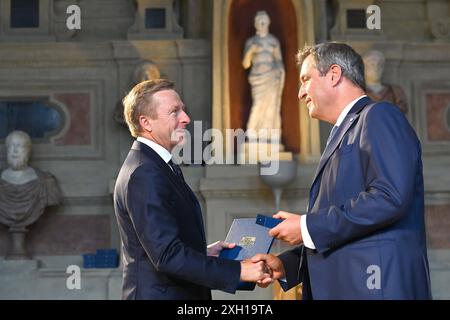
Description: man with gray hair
xmin=252 ymin=42 xmax=431 ymax=299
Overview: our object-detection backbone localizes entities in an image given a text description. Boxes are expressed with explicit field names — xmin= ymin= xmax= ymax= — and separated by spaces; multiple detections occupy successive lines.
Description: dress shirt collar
xmin=136 ymin=136 xmax=172 ymax=164
xmin=335 ymin=95 xmax=367 ymax=127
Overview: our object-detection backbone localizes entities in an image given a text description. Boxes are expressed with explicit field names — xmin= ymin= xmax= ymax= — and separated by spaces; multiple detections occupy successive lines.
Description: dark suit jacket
xmin=279 ymin=97 xmax=432 ymax=299
xmin=114 ymin=141 xmax=241 ymax=299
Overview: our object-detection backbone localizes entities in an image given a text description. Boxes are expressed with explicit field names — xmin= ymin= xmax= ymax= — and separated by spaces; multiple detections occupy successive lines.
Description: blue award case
xmin=219 ymin=214 xmax=282 ymax=290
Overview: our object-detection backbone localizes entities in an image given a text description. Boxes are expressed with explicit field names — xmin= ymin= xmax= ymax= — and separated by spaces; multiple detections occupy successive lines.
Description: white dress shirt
xmin=301 ymin=95 xmax=367 ymax=249
xmin=137 ymin=136 xmax=172 ymax=166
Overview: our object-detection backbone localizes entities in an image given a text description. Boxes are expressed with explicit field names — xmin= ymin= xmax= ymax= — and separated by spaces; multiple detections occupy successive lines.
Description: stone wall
xmin=0 ymin=0 xmax=449 ymax=300
xmin=0 ymin=0 xmax=212 ymax=258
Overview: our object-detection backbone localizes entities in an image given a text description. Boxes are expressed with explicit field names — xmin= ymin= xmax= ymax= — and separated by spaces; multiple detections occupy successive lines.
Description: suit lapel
xmin=308 ymin=97 xmax=373 ymax=212
xmin=133 ymin=141 xmax=190 ymax=202
xmin=132 ymin=141 xmax=206 ymax=240
xmin=183 ymin=183 xmax=206 ymax=244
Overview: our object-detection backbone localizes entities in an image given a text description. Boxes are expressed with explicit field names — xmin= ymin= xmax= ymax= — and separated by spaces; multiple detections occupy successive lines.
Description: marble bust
xmin=242 ymin=11 xmax=285 ymax=133
xmin=0 ymin=131 xmax=61 ymax=258
xmin=363 ymin=50 xmax=408 ymax=114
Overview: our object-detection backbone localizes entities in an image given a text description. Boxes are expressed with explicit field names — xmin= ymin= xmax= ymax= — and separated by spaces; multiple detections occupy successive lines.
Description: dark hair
xmin=297 ymin=42 xmax=366 ymax=91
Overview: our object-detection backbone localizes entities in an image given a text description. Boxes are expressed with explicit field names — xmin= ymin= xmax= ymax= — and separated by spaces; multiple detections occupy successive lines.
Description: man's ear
xmin=329 ymin=64 xmax=342 ymax=87
xmin=139 ymin=115 xmax=152 ymax=132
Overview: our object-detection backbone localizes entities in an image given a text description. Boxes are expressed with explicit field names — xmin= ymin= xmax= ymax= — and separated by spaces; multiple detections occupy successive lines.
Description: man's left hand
xmin=207 ymin=241 xmax=236 ymax=257
xmin=269 ymin=211 xmax=303 ymax=245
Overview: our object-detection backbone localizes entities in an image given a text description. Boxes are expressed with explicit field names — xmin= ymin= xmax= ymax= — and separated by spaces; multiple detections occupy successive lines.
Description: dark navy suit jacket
xmin=279 ymin=97 xmax=432 ymax=299
xmin=114 ymin=141 xmax=240 ymax=299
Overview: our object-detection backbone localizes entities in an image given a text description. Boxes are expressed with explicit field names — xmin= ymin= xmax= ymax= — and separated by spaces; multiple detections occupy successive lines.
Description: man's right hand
xmin=251 ymin=254 xmax=285 ymax=288
xmin=239 ymin=259 xmax=272 ymax=282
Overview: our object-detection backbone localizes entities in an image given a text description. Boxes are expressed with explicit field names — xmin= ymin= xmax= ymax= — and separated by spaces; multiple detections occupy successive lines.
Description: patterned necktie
xmin=168 ymin=160 xmax=185 ymax=183
xmin=326 ymin=125 xmax=339 ymax=146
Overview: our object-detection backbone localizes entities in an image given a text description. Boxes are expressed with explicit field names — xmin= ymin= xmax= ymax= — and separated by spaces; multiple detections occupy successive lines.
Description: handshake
xmin=208 ymin=241 xmax=284 ymax=288
xmin=207 ymin=211 xmax=303 ymax=288
xmin=240 ymin=253 xmax=284 ymax=288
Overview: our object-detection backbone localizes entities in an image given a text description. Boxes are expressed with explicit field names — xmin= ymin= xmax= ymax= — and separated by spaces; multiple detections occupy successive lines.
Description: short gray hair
xmin=297 ymin=42 xmax=366 ymax=91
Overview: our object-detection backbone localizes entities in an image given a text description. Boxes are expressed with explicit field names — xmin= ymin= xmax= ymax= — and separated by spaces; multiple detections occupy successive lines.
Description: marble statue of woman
xmin=242 ymin=11 xmax=285 ymax=133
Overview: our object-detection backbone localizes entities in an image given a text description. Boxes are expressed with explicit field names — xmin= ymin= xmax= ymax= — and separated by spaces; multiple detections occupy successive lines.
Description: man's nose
xmin=180 ymin=110 xmax=190 ymax=125
xmin=298 ymin=85 xmax=306 ymax=100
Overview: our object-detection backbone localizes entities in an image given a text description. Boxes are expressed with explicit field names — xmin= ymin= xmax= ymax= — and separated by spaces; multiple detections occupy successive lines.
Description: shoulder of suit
xmin=359 ymin=101 xmax=407 ymax=131
xmin=127 ymin=162 xmax=171 ymax=191
xmin=127 ymin=153 xmax=166 ymax=175
xmin=363 ymin=100 xmax=403 ymax=117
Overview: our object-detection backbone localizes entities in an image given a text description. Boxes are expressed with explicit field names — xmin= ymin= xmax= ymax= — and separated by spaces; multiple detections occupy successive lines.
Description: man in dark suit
xmin=253 ymin=42 xmax=432 ymax=299
xmin=114 ymin=79 xmax=269 ymax=299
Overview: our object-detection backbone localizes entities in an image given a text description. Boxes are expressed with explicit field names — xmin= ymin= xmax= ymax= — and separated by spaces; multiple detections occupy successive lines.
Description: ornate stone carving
xmin=427 ymin=0 xmax=450 ymax=41
xmin=431 ymin=18 xmax=450 ymax=41
xmin=127 ymin=0 xmax=183 ymax=39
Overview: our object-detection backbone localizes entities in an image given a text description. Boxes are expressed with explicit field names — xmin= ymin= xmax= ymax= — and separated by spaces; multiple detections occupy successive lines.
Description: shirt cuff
xmin=301 ymin=214 xmax=316 ymax=249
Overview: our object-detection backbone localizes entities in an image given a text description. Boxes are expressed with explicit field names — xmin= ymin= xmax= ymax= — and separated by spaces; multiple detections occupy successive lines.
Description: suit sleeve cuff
xmin=301 ymin=214 xmax=316 ymax=249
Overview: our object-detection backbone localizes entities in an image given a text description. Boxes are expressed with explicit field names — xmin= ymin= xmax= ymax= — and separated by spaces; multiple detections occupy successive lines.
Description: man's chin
xmin=170 ymin=129 xmax=190 ymax=148
xmin=172 ymin=135 xmax=187 ymax=148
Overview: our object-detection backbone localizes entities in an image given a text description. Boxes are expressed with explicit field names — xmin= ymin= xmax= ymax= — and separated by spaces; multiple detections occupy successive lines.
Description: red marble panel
xmin=426 ymin=205 xmax=450 ymax=249
xmin=0 ymin=213 xmax=111 ymax=256
xmin=53 ymin=93 xmax=91 ymax=145
xmin=426 ymin=93 xmax=450 ymax=141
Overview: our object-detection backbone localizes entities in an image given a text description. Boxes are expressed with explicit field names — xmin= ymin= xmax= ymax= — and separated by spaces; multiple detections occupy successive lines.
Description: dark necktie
xmin=168 ymin=160 xmax=185 ymax=183
xmin=169 ymin=159 xmax=198 ymax=205
xmin=326 ymin=125 xmax=339 ymax=146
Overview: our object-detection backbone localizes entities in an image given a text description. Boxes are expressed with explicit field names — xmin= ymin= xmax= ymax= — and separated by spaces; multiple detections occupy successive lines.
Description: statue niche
xmin=228 ymin=0 xmax=300 ymax=160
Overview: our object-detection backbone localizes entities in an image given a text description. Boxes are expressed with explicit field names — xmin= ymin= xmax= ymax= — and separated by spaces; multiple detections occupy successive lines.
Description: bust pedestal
xmin=5 ymin=227 xmax=31 ymax=260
